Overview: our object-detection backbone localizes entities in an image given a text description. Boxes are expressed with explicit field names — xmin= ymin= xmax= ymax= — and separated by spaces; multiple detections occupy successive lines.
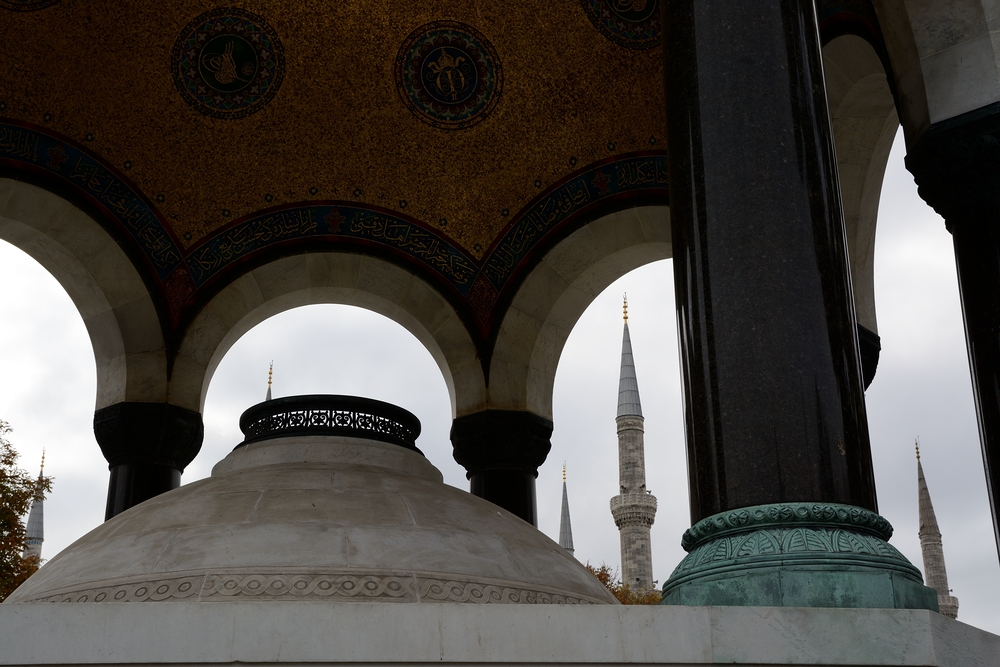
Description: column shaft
xmin=663 ymin=0 xmax=876 ymax=523
xmin=905 ymin=102 xmax=1000 ymax=563
xmin=950 ymin=223 xmax=1000 ymax=560
xmin=451 ymin=410 xmax=552 ymax=526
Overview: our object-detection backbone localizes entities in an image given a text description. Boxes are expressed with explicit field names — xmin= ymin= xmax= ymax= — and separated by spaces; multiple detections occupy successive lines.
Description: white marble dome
xmin=6 ymin=418 xmax=615 ymax=605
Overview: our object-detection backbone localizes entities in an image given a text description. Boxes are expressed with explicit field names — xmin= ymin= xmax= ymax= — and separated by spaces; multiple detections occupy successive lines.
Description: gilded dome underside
xmin=0 ymin=1 xmax=884 ymax=358
xmin=0 ymin=1 xmax=664 ymax=250
xmin=0 ymin=1 xmax=668 ymax=343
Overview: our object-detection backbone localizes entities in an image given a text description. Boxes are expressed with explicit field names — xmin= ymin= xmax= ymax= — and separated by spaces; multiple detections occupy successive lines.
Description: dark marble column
xmin=663 ymin=0 xmax=876 ymax=524
xmin=906 ymin=102 xmax=1000 ymax=562
xmin=94 ymin=402 xmax=203 ymax=520
xmin=451 ymin=410 xmax=552 ymax=525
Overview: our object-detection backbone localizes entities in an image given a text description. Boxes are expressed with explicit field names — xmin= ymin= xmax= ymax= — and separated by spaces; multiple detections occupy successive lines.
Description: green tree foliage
xmin=0 ymin=420 xmax=51 ymax=601
xmin=586 ymin=562 xmax=662 ymax=605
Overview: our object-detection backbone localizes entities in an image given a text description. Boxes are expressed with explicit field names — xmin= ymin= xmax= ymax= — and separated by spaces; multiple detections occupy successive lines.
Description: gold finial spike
xmin=268 ymin=361 xmax=273 ymax=388
xmin=562 ymin=462 xmax=567 ymax=483
xmin=915 ymin=437 xmax=921 ymax=461
xmin=39 ymin=449 xmax=45 ymax=475
xmin=623 ymin=294 xmax=628 ymax=322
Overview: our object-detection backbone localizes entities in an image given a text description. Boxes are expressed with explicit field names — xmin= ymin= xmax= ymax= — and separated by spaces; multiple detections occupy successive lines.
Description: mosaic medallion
xmin=0 ymin=0 xmax=59 ymax=10
xmin=581 ymin=0 xmax=661 ymax=50
xmin=395 ymin=21 xmax=503 ymax=130
xmin=171 ymin=8 xmax=284 ymax=119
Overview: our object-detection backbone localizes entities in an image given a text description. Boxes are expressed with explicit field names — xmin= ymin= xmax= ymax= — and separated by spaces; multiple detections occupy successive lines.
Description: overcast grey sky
xmin=0 ymin=128 xmax=997 ymax=632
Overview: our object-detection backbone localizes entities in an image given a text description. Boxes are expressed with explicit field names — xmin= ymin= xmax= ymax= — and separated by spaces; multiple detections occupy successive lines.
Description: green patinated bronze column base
xmin=661 ymin=503 xmax=939 ymax=610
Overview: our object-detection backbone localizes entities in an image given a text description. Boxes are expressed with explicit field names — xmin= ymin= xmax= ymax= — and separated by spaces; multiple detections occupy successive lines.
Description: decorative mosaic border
xmin=0 ymin=121 xmax=667 ymax=354
xmin=185 ymin=204 xmax=478 ymax=291
xmin=18 ymin=572 xmax=602 ymax=605
xmin=0 ymin=122 xmax=183 ymax=281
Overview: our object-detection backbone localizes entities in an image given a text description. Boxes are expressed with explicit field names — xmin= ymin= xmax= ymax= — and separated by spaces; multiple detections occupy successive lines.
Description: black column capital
xmin=451 ymin=410 xmax=553 ymax=525
xmin=94 ymin=402 xmax=204 ymax=520
xmin=451 ymin=410 xmax=552 ymax=476
xmin=905 ymin=102 xmax=1000 ymax=233
xmin=94 ymin=402 xmax=204 ymax=470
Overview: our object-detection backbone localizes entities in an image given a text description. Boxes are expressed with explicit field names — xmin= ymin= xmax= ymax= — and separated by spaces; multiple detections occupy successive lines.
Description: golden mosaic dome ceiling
xmin=0 ymin=1 xmax=666 ymax=345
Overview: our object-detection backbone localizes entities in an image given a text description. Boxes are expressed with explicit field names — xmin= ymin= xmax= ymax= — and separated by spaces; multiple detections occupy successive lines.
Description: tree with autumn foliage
xmin=0 ymin=420 xmax=51 ymax=601
xmin=586 ymin=562 xmax=662 ymax=605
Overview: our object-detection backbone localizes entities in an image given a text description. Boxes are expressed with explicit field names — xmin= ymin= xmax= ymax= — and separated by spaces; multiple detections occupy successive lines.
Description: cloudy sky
xmin=1 ymin=127 xmax=997 ymax=632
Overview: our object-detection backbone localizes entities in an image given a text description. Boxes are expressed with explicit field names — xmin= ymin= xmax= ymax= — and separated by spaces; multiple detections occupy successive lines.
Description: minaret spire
xmin=617 ymin=296 xmax=642 ymax=418
xmin=916 ymin=439 xmax=959 ymax=618
xmin=558 ymin=463 xmax=575 ymax=557
xmin=266 ymin=362 xmax=273 ymax=401
xmin=22 ymin=451 xmax=45 ymax=561
xmin=610 ymin=297 xmax=656 ymax=590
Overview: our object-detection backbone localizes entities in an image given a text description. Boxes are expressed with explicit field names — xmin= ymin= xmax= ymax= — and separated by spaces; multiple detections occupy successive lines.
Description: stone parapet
xmin=0 ymin=604 xmax=997 ymax=666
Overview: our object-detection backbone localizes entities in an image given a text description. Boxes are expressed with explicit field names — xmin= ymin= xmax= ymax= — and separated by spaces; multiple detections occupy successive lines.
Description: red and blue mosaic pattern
xmin=0 ymin=0 xmax=58 ymax=9
xmin=581 ymin=0 xmax=660 ymax=50
xmin=171 ymin=8 xmax=284 ymax=119
xmin=395 ymin=21 xmax=503 ymax=130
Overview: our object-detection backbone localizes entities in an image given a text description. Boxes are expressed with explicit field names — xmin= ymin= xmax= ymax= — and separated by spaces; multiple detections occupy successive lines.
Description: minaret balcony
xmin=610 ymin=491 xmax=657 ymax=528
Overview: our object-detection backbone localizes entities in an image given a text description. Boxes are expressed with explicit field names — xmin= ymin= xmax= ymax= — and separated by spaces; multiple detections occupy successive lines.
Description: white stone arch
xmin=0 ymin=177 xmax=166 ymax=409
xmin=823 ymin=33 xmax=900 ymax=335
xmin=486 ymin=205 xmax=670 ymax=420
xmin=873 ymin=0 xmax=1000 ymax=137
xmin=170 ymin=252 xmax=484 ymax=417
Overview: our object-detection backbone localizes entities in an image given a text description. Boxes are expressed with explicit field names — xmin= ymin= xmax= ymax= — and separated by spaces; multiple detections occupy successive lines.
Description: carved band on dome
xmin=18 ymin=572 xmax=601 ymax=605
xmin=171 ymin=8 xmax=285 ymax=119
xmin=681 ymin=502 xmax=894 ymax=551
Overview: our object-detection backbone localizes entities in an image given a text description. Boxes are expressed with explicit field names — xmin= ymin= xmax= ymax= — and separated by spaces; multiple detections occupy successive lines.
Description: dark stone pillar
xmin=664 ymin=0 xmax=876 ymax=522
xmin=906 ymin=102 xmax=1000 ymax=563
xmin=450 ymin=410 xmax=552 ymax=526
xmin=94 ymin=402 xmax=204 ymax=520
xmin=659 ymin=0 xmax=934 ymax=609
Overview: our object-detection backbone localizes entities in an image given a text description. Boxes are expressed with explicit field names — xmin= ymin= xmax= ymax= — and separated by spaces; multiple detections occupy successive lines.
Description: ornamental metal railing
xmin=237 ymin=395 xmax=421 ymax=452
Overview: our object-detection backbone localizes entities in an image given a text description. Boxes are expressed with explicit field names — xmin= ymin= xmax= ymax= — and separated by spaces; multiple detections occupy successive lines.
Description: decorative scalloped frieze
xmin=18 ymin=572 xmax=601 ymax=605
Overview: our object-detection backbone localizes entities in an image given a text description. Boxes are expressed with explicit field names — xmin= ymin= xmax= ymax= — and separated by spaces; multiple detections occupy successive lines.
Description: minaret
xmin=610 ymin=297 xmax=657 ymax=590
xmin=22 ymin=451 xmax=44 ymax=561
xmin=558 ymin=464 xmax=575 ymax=557
xmin=916 ymin=441 xmax=959 ymax=619
xmin=266 ymin=362 xmax=273 ymax=401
